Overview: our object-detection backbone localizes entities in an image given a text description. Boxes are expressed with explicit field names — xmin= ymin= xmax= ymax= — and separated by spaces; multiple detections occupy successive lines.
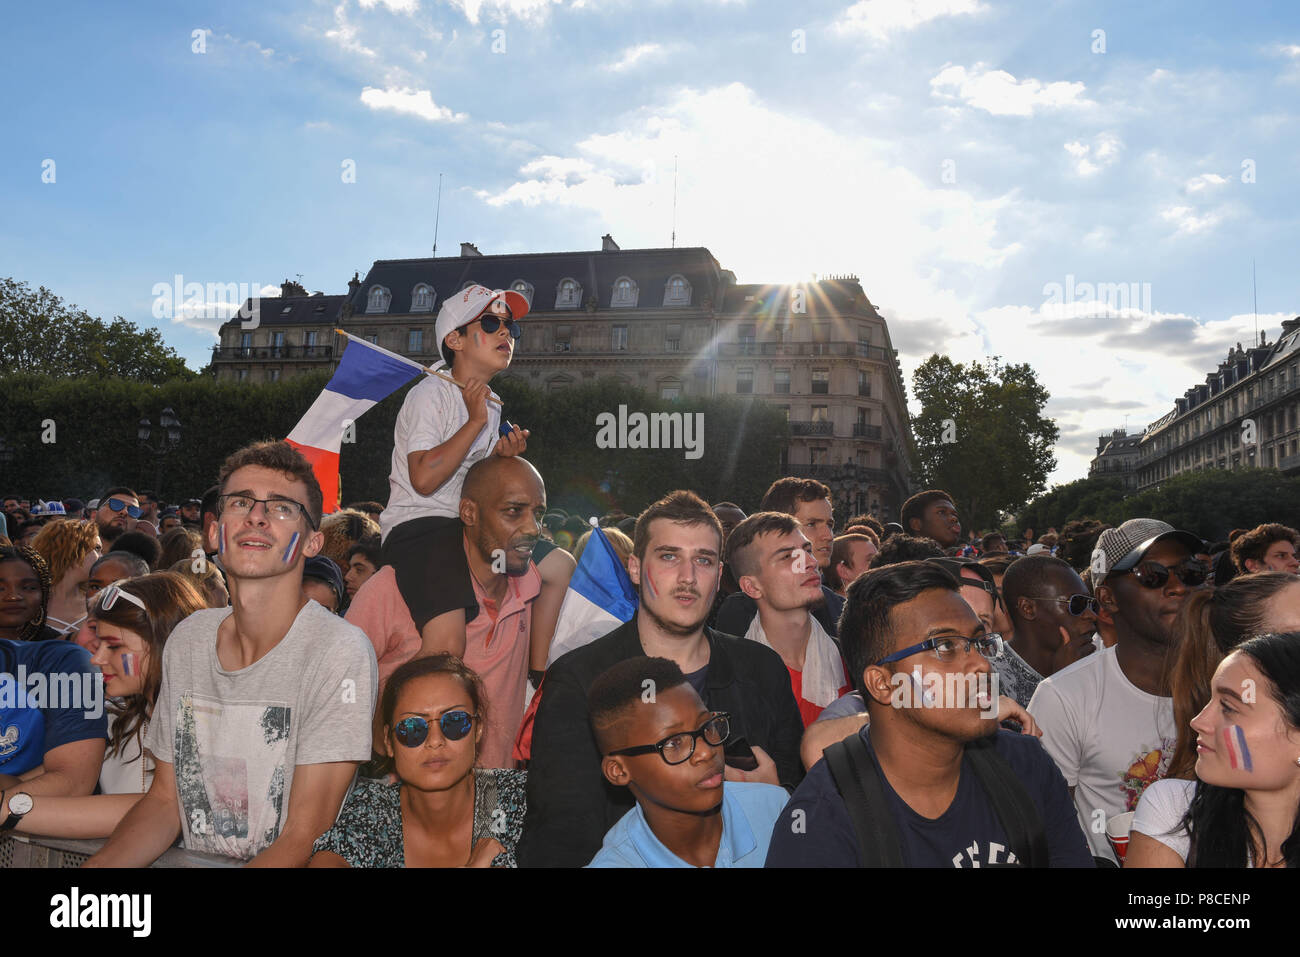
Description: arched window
xmin=556 ymin=278 xmax=581 ymax=309
xmin=510 ymin=280 xmax=534 ymax=308
xmin=366 ymin=285 xmax=391 ymax=314
xmin=663 ymin=274 xmax=692 ymax=306
xmin=611 ymin=276 xmax=638 ymax=308
xmin=411 ymin=284 xmax=435 ymax=312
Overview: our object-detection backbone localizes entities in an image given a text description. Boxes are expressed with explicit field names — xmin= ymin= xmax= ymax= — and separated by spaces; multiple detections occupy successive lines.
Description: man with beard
xmin=900 ymin=489 xmax=962 ymax=549
xmin=92 ymin=487 xmax=140 ymax=547
xmin=346 ymin=456 xmax=545 ymax=769
xmin=1028 ymin=519 xmax=1204 ymax=864
xmin=727 ymin=513 xmax=850 ymax=726
xmin=518 ymin=490 xmax=803 ymax=868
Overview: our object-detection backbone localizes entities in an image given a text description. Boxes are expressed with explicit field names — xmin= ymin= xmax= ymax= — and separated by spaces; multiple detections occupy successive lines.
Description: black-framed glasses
xmin=1130 ymin=560 xmax=1208 ymax=590
xmin=105 ymin=498 xmax=142 ymax=519
xmin=607 ymin=713 xmax=731 ymax=766
xmin=393 ymin=711 xmax=478 ymax=747
xmin=461 ymin=314 xmax=522 ymax=340
xmin=218 ymin=494 xmax=317 ymax=530
xmin=876 ymin=633 xmax=1005 ymax=666
xmin=1025 ymin=594 xmax=1099 ymax=616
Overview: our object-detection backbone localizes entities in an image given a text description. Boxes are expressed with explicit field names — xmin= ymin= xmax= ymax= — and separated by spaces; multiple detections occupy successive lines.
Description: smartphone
xmin=724 ymin=735 xmax=759 ymax=772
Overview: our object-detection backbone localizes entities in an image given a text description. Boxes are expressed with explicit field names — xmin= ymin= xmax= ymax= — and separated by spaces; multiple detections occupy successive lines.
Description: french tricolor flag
xmin=546 ymin=525 xmax=639 ymax=666
xmin=287 ymin=331 xmax=426 ymax=513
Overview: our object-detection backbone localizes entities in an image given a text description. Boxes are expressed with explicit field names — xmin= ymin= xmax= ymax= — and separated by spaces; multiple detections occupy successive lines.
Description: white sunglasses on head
xmin=96 ymin=581 xmax=147 ymax=613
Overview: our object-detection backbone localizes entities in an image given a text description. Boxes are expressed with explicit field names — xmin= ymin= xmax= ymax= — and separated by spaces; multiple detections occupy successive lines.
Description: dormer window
xmin=280 ymin=304 xmax=293 ymax=316
xmin=556 ymin=278 xmax=581 ymax=309
xmin=510 ymin=280 xmax=534 ymax=308
xmin=612 ymin=276 xmax=638 ymax=308
xmin=411 ymin=284 xmax=435 ymax=313
xmin=367 ymin=286 xmax=391 ymax=314
xmin=664 ymin=274 xmax=692 ymax=306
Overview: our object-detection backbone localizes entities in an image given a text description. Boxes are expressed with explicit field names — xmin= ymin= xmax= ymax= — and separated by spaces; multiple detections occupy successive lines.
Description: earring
xmin=1295 ymin=756 xmax=1300 ymax=768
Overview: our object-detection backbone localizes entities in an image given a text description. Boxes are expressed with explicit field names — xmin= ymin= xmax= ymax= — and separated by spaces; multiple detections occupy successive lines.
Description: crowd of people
xmin=3 ymin=284 xmax=1299 ymax=870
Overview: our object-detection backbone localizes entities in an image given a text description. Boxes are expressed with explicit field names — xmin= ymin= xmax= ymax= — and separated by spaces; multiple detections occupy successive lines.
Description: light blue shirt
xmin=587 ymin=782 xmax=789 ymax=868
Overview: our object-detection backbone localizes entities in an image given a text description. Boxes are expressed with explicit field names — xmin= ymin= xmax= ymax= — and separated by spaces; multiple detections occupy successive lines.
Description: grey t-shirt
xmin=145 ymin=601 xmax=378 ymax=861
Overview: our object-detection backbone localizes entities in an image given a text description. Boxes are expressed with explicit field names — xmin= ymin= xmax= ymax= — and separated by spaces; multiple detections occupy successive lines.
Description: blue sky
xmin=5 ymin=0 xmax=1299 ymax=483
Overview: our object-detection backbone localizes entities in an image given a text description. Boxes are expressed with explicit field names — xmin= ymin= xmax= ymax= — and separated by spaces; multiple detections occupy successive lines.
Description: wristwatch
xmin=0 ymin=792 xmax=33 ymax=831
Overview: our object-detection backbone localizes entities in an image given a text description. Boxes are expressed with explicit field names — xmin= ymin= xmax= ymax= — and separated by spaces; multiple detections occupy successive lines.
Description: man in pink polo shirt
xmin=347 ymin=456 xmax=546 ymax=769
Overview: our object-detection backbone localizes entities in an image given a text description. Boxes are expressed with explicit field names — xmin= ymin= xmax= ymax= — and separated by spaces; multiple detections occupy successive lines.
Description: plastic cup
xmin=1106 ymin=810 xmax=1136 ymax=865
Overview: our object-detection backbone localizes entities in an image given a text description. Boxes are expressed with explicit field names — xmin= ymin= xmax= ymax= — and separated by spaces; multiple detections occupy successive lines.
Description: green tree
xmin=0 ymin=277 xmax=193 ymax=381
xmin=1015 ymin=475 xmax=1128 ymax=534
xmin=911 ymin=355 xmax=1059 ymax=534
xmin=1115 ymin=469 xmax=1300 ymax=542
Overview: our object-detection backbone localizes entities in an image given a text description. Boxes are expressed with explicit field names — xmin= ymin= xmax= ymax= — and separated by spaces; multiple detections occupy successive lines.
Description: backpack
xmin=823 ymin=731 xmax=1049 ymax=867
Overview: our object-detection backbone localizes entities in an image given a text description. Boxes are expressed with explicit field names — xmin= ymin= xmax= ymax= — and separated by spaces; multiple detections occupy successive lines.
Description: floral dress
xmin=312 ymin=768 xmax=527 ymax=867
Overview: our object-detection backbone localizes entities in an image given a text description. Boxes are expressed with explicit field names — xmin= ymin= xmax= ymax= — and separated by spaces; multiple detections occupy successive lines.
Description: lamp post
xmin=139 ymin=407 xmax=182 ymax=501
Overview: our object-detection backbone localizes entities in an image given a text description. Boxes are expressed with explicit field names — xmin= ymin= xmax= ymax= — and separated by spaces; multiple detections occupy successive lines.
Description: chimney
xmin=601 ymin=233 xmax=620 ymax=252
xmin=280 ymin=279 xmax=307 ymax=298
xmin=1282 ymin=317 xmax=1300 ymax=336
xmin=460 ymin=242 xmax=482 ymax=257
xmin=347 ymin=271 xmax=361 ymax=296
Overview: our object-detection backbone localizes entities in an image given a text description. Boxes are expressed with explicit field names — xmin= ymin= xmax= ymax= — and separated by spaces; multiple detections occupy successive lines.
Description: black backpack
xmin=823 ymin=731 xmax=1049 ymax=867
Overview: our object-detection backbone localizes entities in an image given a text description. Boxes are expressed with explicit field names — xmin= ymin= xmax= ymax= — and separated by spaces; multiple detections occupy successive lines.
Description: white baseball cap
xmin=433 ymin=285 xmax=530 ymax=360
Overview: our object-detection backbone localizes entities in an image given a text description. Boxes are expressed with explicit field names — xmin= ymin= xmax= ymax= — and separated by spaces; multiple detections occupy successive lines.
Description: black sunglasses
xmin=461 ymin=314 xmax=522 ymax=340
xmin=1026 ymin=594 xmax=1100 ymax=616
xmin=393 ymin=711 xmax=477 ymax=747
xmin=1129 ymin=560 xmax=1209 ymax=590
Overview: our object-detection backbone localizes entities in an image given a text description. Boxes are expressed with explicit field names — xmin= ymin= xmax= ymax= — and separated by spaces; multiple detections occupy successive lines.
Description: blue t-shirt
xmin=765 ymin=727 xmax=1093 ymax=868
xmin=0 ymin=638 xmax=107 ymax=776
xmin=588 ymin=781 xmax=789 ymax=868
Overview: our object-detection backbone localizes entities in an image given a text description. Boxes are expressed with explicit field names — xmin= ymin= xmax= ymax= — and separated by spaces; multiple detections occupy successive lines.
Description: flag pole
xmin=335 ymin=328 xmax=502 ymax=407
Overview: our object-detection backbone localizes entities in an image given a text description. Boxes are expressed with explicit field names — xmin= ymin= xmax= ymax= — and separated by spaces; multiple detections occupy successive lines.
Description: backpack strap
xmin=823 ymin=732 xmax=904 ymax=867
xmin=965 ymin=737 xmax=1050 ymax=868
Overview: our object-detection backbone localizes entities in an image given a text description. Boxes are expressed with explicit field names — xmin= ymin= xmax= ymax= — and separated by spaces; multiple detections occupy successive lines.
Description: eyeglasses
xmin=607 ymin=713 xmax=731 ymax=766
xmin=95 ymin=582 xmax=146 ymax=613
xmin=876 ymin=633 xmax=1005 ymax=666
xmin=1129 ymin=560 xmax=1208 ymax=590
xmin=1025 ymin=594 xmax=1100 ymax=616
xmin=393 ymin=711 xmax=478 ymax=747
xmin=461 ymin=314 xmax=522 ymax=340
xmin=105 ymin=499 xmax=142 ymax=519
xmin=218 ymin=494 xmax=317 ymax=530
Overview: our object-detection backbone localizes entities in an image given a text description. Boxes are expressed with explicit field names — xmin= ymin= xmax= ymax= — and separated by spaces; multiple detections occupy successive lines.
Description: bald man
xmin=347 ymin=456 xmax=547 ymax=767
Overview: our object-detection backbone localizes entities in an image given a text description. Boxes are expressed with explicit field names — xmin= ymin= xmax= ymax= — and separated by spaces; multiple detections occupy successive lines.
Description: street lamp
xmin=139 ymin=407 xmax=183 ymax=500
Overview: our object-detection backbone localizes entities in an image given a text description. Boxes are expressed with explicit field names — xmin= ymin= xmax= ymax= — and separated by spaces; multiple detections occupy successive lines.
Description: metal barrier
xmin=1 ymin=833 xmax=240 ymax=868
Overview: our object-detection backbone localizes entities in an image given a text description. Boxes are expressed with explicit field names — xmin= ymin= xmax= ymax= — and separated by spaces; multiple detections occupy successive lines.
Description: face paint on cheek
xmin=218 ymin=525 xmax=226 ymax=556
xmin=1223 ymin=725 xmax=1253 ymax=771
xmin=282 ymin=531 xmax=301 ymax=565
xmin=120 ymin=652 xmax=137 ymax=677
xmin=473 ymin=331 xmax=482 ymax=348
xmin=642 ymin=566 xmax=659 ymax=601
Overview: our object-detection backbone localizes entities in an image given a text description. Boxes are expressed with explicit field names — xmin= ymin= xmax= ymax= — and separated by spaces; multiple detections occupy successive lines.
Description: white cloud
xmin=326 ymin=2 xmax=377 ymax=57
xmin=835 ymin=0 xmax=985 ymax=41
xmin=359 ymin=0 xmax=420 ymax=11
xmin=359 ymin=86 xmax=469 ymax=122
xmin=930 ymin=63 xmax=1093 ymax=116
xmin=606 ymin=43 xmax=665 ymax=72
xmin=1184 ymin=172 xmax=1228 ymax=193
xmin=1063 ymin=131 xmax=1121 ymax=176
xmin=445 ymin=0 xmax=563 ymax=24
xmin=1160 ymin=204 xmax=1224 ymax=235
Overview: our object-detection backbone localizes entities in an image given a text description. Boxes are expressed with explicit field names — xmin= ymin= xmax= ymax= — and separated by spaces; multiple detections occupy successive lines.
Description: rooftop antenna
xmin=432 ymin=173 xmax=444 ymax=257
xmin=671 ymin=155 xmax=678 ymax=249
xmin=1252 ymin=258 xmax=1259 ymax=346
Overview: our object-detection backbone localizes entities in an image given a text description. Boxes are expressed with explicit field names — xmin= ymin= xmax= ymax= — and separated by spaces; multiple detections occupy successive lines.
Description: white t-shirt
xmin=100 ymin=710 xmax=154 ymax=795
xmin=379 ymin=374 xmax=501 ymax=540
xmin=145 ymin=601 xmax=378 ymax=861
xmin=1028 ymin=643 xmax=1177 ymax=863
xmin=1131 ymin=777 xmax=1196 ymax=862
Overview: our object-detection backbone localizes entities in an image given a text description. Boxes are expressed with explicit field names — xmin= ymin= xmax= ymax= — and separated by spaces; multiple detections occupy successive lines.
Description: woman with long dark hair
xmin=1166 ymin=572 xmax=1300 ymax=779
xmin=0 ymin=543 xmax=57 ymax=641
xmin=1129 ymin=631 xmax=1300 ymax=867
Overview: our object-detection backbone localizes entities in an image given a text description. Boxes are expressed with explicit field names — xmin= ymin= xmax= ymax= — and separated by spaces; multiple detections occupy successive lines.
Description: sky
xmin=5 ymin=0 xmax=1299 ymax=485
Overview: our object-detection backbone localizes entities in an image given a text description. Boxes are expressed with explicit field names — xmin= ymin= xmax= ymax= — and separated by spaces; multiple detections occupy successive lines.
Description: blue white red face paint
xmin=642 ymin=564 xmax=659 ymax=600
xmin=218 ymin=525 xmax=226 ymax=556
xmin=282 ymin=531 xmax=301 ymax=565
xmin=120 ymin=652 xmax=137 ymax=677
xmin=1223 ymin=725 xmax=1254 ymax=771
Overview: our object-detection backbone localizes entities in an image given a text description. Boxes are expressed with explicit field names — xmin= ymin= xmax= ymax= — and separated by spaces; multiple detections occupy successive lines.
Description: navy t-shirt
xmin=0 ymin=638 xmax=108 ymax=776
xmin=765 ymin=726 xmax=1093 ymax=868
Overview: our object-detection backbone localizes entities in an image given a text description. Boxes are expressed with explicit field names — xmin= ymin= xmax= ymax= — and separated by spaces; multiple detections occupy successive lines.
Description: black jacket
xmin=517 ymin=617 xmax=806 ymax=868
xmin=715 ymin=585 xmax=845 ymax=641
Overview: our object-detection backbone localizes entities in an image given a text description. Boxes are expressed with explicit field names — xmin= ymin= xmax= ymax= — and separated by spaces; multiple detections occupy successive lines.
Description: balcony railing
xmin=718 ymin=341 xmax=894 ymax=361
xmin=853 ymin=423 xmax=883 ymax=439
xmin=789 ymin=420 xmax=834 ymax=436
xmin=212 ymin=345 xmax=334 ymax=361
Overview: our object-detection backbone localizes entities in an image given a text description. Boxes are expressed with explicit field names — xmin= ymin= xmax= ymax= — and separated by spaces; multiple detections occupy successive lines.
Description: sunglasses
xmin=105 ymin=499 xmax=142 ymax=519
xmin=461 ymin=314 xmax=522 ymax=340
xmin=1129 ymin=560 xmax=1209 ymax=590
xmin=1026 ymin=594 xmax=1100 ymax=616
xmin=96 ymin=581 xmax=146 ymax=613
xmin=393 ymin=711 xmax=478 ymax=747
